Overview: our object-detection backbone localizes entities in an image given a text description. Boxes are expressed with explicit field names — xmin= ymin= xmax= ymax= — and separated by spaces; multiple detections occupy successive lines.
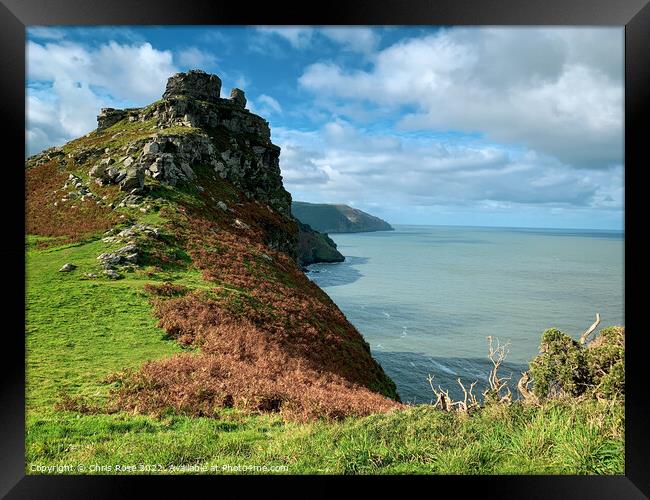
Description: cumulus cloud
xmin=26 ymin=39 xmax=177 ymax=155
xmin=28 ymin=27 xmax=67 ymax=40
xmin=28 ymin=40 xmax=176 ymax=102
xmin=298 ymin=27 xmax=623 ymax=169
xmin=275 ymin=119 xmax=622 ymax=214
xmin=255 ymin=27 xmax=380 ymax=54
xmin=279 ymin=143 xmax=330 ymax=185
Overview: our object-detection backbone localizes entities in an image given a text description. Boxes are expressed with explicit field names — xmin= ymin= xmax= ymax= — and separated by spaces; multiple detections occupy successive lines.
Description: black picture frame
xmin=2 ymin=0 xmax=647 ymax=497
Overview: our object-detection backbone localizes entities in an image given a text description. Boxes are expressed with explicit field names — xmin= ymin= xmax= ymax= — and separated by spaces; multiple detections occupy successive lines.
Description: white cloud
xmin=176 ymin=47 xmax=218 ymax=69
xmin=275 ymin=119 xmax=623 ymax=213
xmin=26 ymin=40 xmax=178 ymax=155
xmin=255 ymin=27 xmax=380 ymax=54
xmin=28 ymin=40 xmax=176 ymax=102
xmin=320 ymin=27 xmax=380 ymax=54
xmin=298 ymin=27 xmax=623 ymax=169
xmin=257 ymin=94 xmax=282 ymax=115
xmin=28 ymin=27 xmax=67 ymax=40
xmin=256 ymin=27 xmax=314 ymax=49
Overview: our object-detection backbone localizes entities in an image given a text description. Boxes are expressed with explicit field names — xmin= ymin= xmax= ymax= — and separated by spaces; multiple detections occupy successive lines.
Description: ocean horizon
xmin=307 ymin=224 xmax=624 ymax=404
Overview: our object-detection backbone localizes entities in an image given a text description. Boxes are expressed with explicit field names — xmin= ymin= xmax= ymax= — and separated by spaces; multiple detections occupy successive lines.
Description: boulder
xmin=143 ymin=142 xmax=159 ymax=156
xmin=163 ymin=70 xmax=222 ymax=103
xmin=118 ymin=194 xmax=143 ymax=207
xmin=104 ymin=269 xmax=122 ymax=280
xmin=230 ymin=88 xmax=247 ymax=108
xmin=89 ymin=163 xmax=110 ymax=185
xmin=106 ymin=167 xmax=119 ymax=181
xmin=233 ymin=219 xmax=250 ymax=230
xmin=123 ymin=253 xmax=139 ymax=264
xmin=97 ymin=253 xmax=123 ymax=268
xmin=119 ymin=166 xmax=144 ymax=192
xmin=117 ymin=244 xmax=138 ymax=255
xmin=178 ymin=161 xmax=196 ymax=180
xmin=58 ymin=263 xmax=77 ymax=272
xmin=97 ymin=108 xmax=127 ymax=130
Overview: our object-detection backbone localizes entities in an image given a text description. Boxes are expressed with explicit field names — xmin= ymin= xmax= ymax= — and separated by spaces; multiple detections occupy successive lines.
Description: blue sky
xmin=26 ymin=26 xmax=624 ymax=229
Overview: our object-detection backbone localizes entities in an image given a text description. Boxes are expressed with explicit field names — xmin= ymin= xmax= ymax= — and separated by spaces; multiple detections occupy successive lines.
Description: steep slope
xmin=26 ymin=70 xmax=399 ymax=421
xmin=292 ymin=201 xmax=394 ymax=233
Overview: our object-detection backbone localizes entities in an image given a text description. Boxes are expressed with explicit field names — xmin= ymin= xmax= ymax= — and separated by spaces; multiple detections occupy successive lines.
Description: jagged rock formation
xmin=292 ymin=201 xmax=394 ymax=234
xmin=29 ymin=69 xmax=342 ymax=263
xmin=91 ymin=69 xmax=290 ymax=216
xmin=162 ymin=70 xmax=222 ymax=102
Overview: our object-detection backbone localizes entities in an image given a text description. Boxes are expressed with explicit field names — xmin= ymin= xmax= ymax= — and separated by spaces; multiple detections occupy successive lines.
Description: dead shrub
xmin=26 ymin=159 xmax=119 ymax=244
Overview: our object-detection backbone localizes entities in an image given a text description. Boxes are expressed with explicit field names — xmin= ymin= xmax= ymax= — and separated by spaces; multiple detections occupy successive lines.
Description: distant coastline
xmin=292 ymin=201 xmax=394 ymax=234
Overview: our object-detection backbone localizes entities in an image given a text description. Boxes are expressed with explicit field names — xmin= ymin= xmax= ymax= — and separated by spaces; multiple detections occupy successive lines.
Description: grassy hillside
xmin=25 ymin=70 xmax=623 ymax=475
xmin=26 ymin=235 xmax=624 ymax=474
xmin=26 ymin=229 xmax=624 ymax=474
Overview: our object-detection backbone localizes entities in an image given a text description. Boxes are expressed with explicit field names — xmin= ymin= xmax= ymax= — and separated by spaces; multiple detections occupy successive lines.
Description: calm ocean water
xmin=306 ymin=225 xmax=624 ymax=404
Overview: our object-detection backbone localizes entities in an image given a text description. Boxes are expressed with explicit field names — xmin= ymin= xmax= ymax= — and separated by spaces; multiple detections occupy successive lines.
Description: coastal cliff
xmin=25 ymin=69 xmax=624 ymax=475
xmin=26 ymin=70 xmax=399 ymax=421
xmin=292 ymin=201 xmax=394 ymax=234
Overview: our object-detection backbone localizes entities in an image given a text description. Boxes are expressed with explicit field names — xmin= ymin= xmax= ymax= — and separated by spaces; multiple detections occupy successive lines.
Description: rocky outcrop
xmin=29 ymin=70 xmax=345 ymax=267
xmin=292 ymin=202 xmax=394 ymax=234
xmin=298 ymin=222 xmax=345 ymax=267
xmin=162 ymin=69 xmax=222 ymax=102
xmin=87 ymin=70 xmax=291 ymax=217
xmin=229 ymin=88 xmax=247 ymax=108
xmin=97 ymin=108 xmax=128 ymax=130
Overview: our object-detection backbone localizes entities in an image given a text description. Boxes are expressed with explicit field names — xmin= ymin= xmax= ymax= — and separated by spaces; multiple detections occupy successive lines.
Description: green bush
xmin=529 ymin=326 xmax=624 ymax=400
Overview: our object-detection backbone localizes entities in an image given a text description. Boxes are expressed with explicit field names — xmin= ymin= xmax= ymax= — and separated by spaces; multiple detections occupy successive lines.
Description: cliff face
xmin=297 ymin=221 xmax=345 ymax=267
xmin=26 ymin=70 xmax=399 ymax=421
xmin=292 ymin=201 xmax=394 ymax=234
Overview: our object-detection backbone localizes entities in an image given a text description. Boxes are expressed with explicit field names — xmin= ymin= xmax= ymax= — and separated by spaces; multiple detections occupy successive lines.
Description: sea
xmin=305 ymin=225 xmax=625 ymax=404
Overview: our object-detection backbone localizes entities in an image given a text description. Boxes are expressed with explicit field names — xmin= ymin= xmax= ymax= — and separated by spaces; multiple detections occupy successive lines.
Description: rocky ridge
xmin=28 ymin=69 xmax=338 ymax=264
xmin=92 ymin=70 xmax=289 ymax=214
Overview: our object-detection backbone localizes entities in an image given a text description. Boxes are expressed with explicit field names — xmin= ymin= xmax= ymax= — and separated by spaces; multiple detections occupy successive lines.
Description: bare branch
xmin=579 ymin=313 xmax=601 ymax=345
xmin=483 ymin=336 xmax=512 ymax=403
xmin=428 ymin=374 xmax=479 ymax=413
xmin=517 ymin=371 xmax=539 ymax=405
xmin=428 ymin=374 xmax=452 ymax=411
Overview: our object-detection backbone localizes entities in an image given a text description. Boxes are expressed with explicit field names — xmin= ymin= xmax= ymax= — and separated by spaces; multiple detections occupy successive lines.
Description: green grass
xmin=26 ymin=237 xmax=185 ymax=410
xmin=27 ymin=399 xmax=623 ymax=475
xmin=26 ymin=230 xmax=625 ymax=475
